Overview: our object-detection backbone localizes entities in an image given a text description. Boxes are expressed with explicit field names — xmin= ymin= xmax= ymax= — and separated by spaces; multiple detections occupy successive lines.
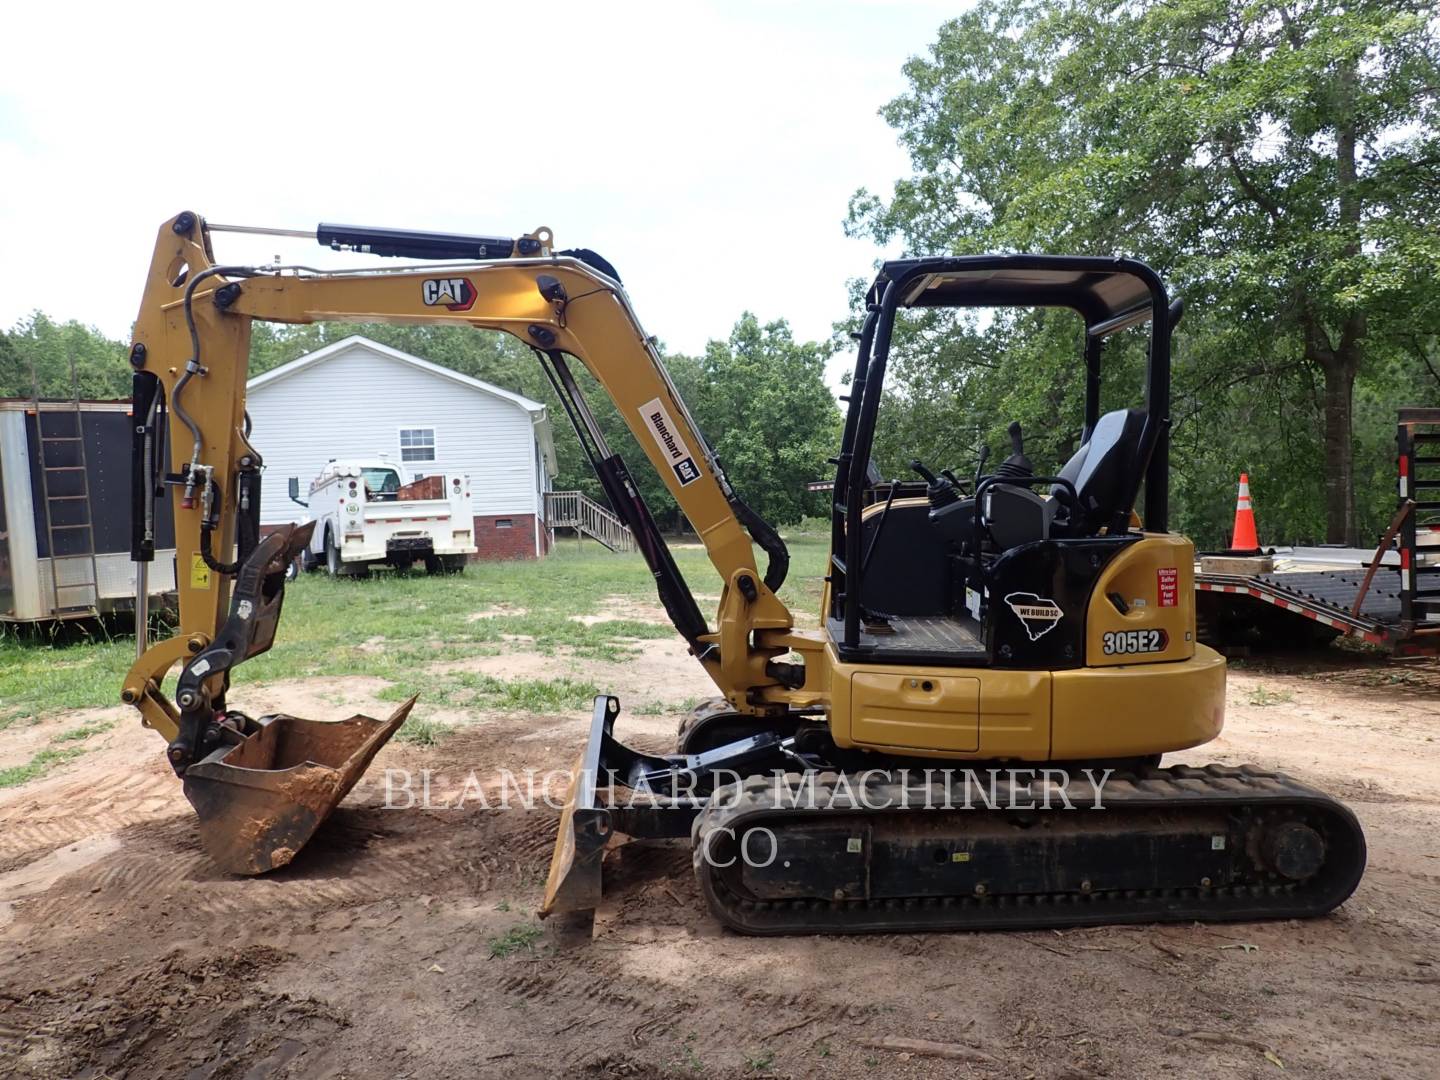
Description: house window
xmin=399 ymin=428 xmax=436 ymax=463
xmin=495 ymin=518 xmax=513 ymax=529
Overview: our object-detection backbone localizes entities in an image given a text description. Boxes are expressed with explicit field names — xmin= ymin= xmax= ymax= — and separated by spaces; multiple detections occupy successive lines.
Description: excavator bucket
xmin=182 ymin=696 xmax=416 ymax=875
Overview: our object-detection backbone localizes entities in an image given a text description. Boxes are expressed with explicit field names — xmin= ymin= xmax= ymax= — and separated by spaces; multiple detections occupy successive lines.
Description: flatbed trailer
xmin=1196 ymin=561 xmax=1434 ymax=653
xmin=1196 ymin=409 xmax=1440 ymax=656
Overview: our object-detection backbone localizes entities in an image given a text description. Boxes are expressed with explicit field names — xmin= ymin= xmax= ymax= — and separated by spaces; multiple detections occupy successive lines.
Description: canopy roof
xmin=868 ymin=255 xmax=1165 ymax=335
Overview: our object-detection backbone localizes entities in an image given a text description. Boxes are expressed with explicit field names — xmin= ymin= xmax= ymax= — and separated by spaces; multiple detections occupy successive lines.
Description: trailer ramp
xmin=1196 ymin=567 xmax=1433 ymax=652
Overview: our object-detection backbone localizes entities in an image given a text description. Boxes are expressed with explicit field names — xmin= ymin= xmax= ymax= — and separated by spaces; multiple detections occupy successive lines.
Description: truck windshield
xmin=361 ymin=467 xmax=401 ymax=499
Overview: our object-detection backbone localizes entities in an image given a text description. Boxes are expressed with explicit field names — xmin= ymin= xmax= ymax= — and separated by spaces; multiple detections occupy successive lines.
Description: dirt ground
xmin=2 ymin=624 xmax=1438 ymax=1079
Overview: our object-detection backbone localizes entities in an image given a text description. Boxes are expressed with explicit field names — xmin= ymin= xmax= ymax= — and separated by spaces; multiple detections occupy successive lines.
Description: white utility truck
xmin=288 ymin=459 xmax=475 ymax=576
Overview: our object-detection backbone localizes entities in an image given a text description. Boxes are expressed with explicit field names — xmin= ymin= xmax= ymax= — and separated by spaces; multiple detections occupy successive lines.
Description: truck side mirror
xmin=288 ymin=477 xmax=308 ymax=508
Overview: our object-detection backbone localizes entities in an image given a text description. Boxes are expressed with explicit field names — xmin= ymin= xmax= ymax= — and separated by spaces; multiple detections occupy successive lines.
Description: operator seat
xmin=1052 ymin=408 xmax=1147 ymax=535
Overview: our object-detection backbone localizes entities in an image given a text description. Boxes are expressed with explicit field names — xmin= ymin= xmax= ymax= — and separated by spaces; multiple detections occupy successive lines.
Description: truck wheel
xmin=325 ymin=530 xmax=342 ymax=576
xmin=284 ymin=557 xmax=300 ymax=582
xmin=423 ymin=555 xmax=442 ymax=575
xmin=441 ymin=555 xmax=467 ymax=575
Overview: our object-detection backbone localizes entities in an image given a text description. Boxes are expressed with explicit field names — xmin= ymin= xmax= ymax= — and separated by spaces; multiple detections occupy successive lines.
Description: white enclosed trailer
xmin=0 ymin=399 xmax=177 ymax=622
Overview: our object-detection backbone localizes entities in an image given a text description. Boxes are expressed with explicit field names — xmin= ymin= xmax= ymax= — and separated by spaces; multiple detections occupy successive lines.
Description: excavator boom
xmin=124 ymin=212 xmax=809 ymax=875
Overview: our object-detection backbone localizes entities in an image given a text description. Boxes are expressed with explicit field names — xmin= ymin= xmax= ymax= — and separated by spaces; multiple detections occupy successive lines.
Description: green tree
xmin=687 ymin=315 xmax=842 ymax=526
xmin=849 ymin=0 xmax=1439 ymax=544
xmin=1 ymin=313 xmax=129 ymax=399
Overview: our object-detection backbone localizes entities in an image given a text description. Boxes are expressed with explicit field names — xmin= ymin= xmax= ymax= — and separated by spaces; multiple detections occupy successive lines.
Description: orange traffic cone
xmin=1230 ymin=472 xmax=1260 ymax=551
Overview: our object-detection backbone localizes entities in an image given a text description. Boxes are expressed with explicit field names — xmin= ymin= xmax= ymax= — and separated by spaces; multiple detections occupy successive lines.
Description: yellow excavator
xmin=124 ymin=212 xmax=1365 ymax=933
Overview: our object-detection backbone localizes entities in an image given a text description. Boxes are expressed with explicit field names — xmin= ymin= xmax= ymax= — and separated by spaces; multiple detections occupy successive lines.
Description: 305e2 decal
xmin=1102 ymin=628 xmax=1169 ymax=655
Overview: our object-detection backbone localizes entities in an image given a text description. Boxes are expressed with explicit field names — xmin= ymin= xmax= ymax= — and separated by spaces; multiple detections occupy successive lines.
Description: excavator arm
xmin=124 ymin=211 xmax=819 ymax=874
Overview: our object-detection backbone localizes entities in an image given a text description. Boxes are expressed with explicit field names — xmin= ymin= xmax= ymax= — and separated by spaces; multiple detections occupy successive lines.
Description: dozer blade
xmin=540 ymin=697 xmax=618 ymax=917
xmin=541 ymin=695 xmax=721 ymax=919
xmin=182 ymin=695 xmax=417 ymax=875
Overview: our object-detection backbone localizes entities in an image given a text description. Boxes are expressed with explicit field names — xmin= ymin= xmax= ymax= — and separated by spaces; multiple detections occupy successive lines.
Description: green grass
xmin=51 ymin=719 xmax=116 ymax=743
xmin=635 ymin=695 xmax=707 ymax=716
xmin=0 ymin=537 xmax=830 ymax=730
xmin=1245 ymin=684 xmax=1295 ymax=707
xmin=394 ymin=715 xmax=449 ymax=746
xmin=0 ymin=629 xmax=135 ymax=727
xmin=245 ymin=536 xmax=828 ymax=686
xmin=0 ymin=747 xmax=86 ymax=788
xmin=487 ymin=923 xmax=543 ymax=958
xmin=377 ymin=673 xmax=602 ymax=713
xmin=671 ymin=1033 xmax=705 ymax=1075
xmin=0 ymin=713 xmax=119 ymax=788
xmin=744 ymin=1050 xmax=775 ymax=1072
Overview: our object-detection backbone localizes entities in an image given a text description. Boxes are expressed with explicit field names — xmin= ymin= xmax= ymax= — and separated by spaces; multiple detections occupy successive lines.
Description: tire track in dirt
xmin=17 ymin=845 xmax=459 ymax=926
xmin=0 ymin=766 xmax=183 ymax=863
xmin=15 ymin=800 xmax=562 ymax=929
xmin=490 ymin=929 xmax=884 ymax=1077
xmin=504 ymin=952 xmax=698 ymax=1073
xmin=1 ymin=944 xmax=346 ymax=1079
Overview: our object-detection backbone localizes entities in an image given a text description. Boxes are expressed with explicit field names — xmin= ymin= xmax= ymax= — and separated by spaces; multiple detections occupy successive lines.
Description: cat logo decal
xmin=421 ymin=278 xmax=476 ymax=312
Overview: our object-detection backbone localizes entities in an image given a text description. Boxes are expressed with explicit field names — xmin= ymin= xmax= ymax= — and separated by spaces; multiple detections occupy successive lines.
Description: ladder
xmin=29 ymin=356 xmax=100 ymax=618
xmin=1398 ymin=408 xmax=1440 ymax=628
xmin=543 ymin=490 xmax=634 ymax=552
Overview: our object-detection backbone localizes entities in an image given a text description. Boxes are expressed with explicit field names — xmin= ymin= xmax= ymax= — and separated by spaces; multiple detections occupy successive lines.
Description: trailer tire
xmin=441 ymin=555 xmax=467 ymax=575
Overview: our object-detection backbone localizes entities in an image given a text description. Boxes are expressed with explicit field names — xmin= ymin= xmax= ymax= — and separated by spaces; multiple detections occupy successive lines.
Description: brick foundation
xmin=261 ymin=518 xmax=542 ymax=560
xmin=471 ymin=513 xmax=539 ymax=560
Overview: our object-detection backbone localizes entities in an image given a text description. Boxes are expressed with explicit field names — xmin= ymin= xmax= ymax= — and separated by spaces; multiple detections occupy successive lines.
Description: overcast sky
xmin=1 ymin=1 xmax=956 ymax=383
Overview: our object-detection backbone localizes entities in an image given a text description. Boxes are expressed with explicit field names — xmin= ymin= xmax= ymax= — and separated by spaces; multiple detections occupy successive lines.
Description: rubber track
xmin=692 ymin=764 xmax=1367 ymax=935
xmin=674 ymin=698 xmax=740 ymax=754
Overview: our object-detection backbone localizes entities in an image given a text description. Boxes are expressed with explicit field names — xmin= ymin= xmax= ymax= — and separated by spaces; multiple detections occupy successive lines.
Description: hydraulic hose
xmin=173 ymin=265 xmax=257 ymax=505
xmin=728 ymin=491 xmax=789 ymax=595
xmin=198 ymin=475 xmax=241 ymax=576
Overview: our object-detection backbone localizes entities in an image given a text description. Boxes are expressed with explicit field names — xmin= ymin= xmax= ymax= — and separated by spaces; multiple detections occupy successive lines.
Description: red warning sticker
xmin=1157 ymin=567 xmax=1178 ymax=607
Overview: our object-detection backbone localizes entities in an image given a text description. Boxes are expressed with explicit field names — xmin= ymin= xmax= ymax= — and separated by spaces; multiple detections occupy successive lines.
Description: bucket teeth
xmin=182 ymin=695 xmax=416 ymax=874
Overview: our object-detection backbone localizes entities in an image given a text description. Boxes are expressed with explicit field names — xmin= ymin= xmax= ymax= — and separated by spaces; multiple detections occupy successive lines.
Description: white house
xmin=246 ymin=335 xmax=556 ymax=559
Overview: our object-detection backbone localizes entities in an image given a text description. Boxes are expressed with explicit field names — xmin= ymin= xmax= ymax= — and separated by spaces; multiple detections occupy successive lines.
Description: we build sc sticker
xmin=638 ymin=397 xmax=702 ymax=486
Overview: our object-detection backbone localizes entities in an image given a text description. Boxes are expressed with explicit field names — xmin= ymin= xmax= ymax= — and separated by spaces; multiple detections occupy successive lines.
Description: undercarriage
xmin=542 ymin=697 xmax=1367 ymax=934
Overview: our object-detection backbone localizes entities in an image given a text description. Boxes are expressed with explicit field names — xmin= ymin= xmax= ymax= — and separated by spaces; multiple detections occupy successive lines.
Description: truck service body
xmin=295 ymin=459 xmax=476 ymax=575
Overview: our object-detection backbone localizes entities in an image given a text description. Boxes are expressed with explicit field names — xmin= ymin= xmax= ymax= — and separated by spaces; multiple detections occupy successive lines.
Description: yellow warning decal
xmin=190 ymin=553 xmax=211 ymax=590
xmin=951 ymin=852 xmax=971 ymax=863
